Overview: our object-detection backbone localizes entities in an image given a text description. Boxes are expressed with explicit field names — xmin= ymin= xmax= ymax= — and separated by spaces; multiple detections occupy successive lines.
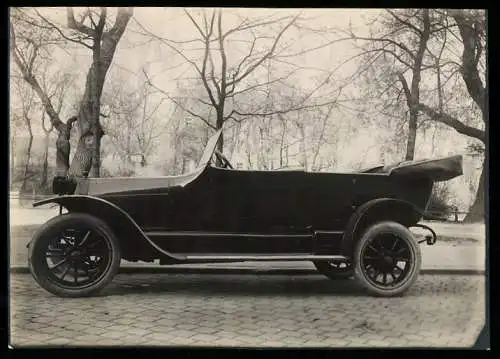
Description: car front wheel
xmin=353 ymin=221 xmax=421 ymax=297
xmin=28 ymin=213 xmax=121 ymax=298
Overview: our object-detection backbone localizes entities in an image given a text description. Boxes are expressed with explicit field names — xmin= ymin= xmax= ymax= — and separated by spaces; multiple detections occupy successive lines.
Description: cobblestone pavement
xmin=9 ymin=273 xmax=485 ymax=348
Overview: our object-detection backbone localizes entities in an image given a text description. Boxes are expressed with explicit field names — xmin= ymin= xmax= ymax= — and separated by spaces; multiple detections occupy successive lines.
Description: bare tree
xmin=10 ymin=75 xmax=36 ymax=192
xmin=347 ymin=9 xmax=486 ymax=221
xmin=39 ymin=68 xmax=75 ymax=188
xmin=309 ymin=103 xmax=336 ymax=171
xmin=415 ymin=9 xmax=486 ymax=222
xmin=347 ymin=9 xmax=442 ymax=161
xmin=39 ymin=112 xmax=53 ymax=188
xmin=138 ymin=9 xmax=341 ymax=158
xmin=10 ymin=7 xmax=133 ymax=180
xmin=101 ymin=69 xmax=171 ymax=171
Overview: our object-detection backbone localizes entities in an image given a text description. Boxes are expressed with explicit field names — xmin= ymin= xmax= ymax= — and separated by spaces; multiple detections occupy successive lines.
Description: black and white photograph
xmin=9 ymin=7 xmax=487 ymax=348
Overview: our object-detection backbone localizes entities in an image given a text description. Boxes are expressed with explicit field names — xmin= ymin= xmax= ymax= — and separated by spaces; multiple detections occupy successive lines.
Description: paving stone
xmin=9 ymin=273 xmax=486 ymax=348
xmin=100 ymin=331 xmax=124 ymax=339
xmin=131 ymin=322 xmax=158 ymax=330
xmin=124 ymin=327 xmax=150 ymax=336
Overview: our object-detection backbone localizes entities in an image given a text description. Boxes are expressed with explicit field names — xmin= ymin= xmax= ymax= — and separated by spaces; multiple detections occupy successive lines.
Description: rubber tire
xmin=28 ymin=213 xmax=121 ymax=298
xmin=353 ymin=221 xmax=422 ymax=297
xmin=313 ymin=261 xmax=354 ymax=280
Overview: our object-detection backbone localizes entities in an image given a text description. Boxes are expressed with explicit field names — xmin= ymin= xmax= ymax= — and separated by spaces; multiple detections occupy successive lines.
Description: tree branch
xmin=142 ymin=69 xmax=216 ymax=130
xmin=104 ymin=7 xmax=134 ymax=41
xmin=416 ymin=103 xmax=485 ymax=142
xmin=386 ymin=9 xmax=423 ymax=35
xmin=351 ymin=35 xmax=417 ymax=60
xmin=10 ymin=22 xmax=65 ymax=131
xmin=397 ymin=72 xmax=412 ymax=107
xmin=67 ymin=7 xmax=95 ymax=36
xmin=34 ymin=9 xmax=94 ymax=50
xmin=96 ymin=7 xmax=107 ymax=34
xmin=207 ymin=44 xmax=221 ymax=99
xmin=218 ymin=10 xmax=228 ymax=105
xmin=452 ymin=11 xmax=486 ymax=117
xmin=220 ymin=15 xmax=294 ymax=41
xmin=379 ymin=47 xmax=413 ymax=68
xmin=199 ymin=11 xmax=219 ymax=109
xmin=233 ymin=94 xmax=342 ymax=118
xmin=184 ymin=9 xmax=206 ymax=39
xmin=133 ymin=18 xmax=214 ymax=96
xmin=228 ymin=15 xmax=299 ymax=86
xmin=228 ymin=34 xmax=258 ymax=92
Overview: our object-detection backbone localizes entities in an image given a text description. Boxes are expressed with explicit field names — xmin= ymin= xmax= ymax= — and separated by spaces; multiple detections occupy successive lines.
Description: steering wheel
xmin=213 ymin=150 xmax=234 ymax=169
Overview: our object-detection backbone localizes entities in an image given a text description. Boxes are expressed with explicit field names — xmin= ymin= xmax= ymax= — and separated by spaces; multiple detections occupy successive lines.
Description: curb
xmin=9 ymin=266 xmax=485 ymax=276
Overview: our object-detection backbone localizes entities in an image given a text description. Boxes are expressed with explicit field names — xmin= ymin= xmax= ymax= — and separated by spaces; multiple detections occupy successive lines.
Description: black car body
xmin=28 ymin=129 xmax=463 ymax=298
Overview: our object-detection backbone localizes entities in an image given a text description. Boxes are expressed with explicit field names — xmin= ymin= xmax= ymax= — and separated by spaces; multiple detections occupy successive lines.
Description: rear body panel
xmin=77 ymin=166 xmax=434 ymax=256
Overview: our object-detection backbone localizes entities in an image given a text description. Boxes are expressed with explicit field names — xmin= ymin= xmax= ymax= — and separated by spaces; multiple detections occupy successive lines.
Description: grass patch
xmin=414 ymin=234 xmax=479 ymax=244
xmin=10 ymin=225 xmax=41 ymax=239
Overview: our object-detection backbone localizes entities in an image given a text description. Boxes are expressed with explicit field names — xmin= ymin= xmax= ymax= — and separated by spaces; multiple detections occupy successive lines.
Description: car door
xmin=303 ymin=172 xmax=356 ymax=230
xmin=207 ymin=167 xmax=311 ymax=253
xmin=209 ymin=167 xmax=308 ymax=232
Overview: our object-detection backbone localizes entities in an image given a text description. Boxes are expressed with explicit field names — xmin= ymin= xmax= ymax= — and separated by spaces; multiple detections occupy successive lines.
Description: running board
xmin=145 ymin=231 xmax=313 ymax=238
xmin=183 ymin=254 xmax=348 ymax=262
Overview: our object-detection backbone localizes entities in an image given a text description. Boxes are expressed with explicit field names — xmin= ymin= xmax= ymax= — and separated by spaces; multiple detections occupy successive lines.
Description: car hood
xmin=74 ymin=166 xmax=205 ymax=196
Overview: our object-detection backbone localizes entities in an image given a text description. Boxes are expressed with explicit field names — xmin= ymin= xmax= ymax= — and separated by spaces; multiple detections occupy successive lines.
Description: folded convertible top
xmin=358 ymin=155 xmax=463 ymax=182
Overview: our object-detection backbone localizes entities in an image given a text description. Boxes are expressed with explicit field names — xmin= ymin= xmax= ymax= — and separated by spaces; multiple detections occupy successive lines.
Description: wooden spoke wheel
xmin=353 ymin=221 xmax=421 ymax=297
xmin=28 ymin=213 xmax=121 ymax=298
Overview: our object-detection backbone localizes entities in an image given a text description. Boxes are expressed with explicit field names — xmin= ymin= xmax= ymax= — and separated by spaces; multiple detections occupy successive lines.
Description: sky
xmin=20 ymin=7 xmax=375 ymax=94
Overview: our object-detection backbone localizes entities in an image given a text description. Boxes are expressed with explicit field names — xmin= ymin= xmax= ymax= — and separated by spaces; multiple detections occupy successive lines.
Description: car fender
xmin=341 ymin=198 xmax=425 ymax=256
xmin=32 ymin=195 xmax=185 ymax=262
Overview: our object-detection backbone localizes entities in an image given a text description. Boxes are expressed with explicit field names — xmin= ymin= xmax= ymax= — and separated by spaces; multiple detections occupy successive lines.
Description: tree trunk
xmin=181 ymin=157 xmax=186 ymax=174
xmin=464 ymin=158 xmax=485 ymax=223
xmin=54 ymin=120 xmax=74 ymax=177
xmin=285 ymin=146 xmax=289 ymax=168
xmin=87 ymin=122 xmax=103 ymax=177
xmin=68 ymin=8 xmax=133 ymax=178
xmin=279 ymin=116 xmax=287 ymax=168
xmin=21 ymin=134 xmax=33 ymax=192
xmin=216 ymin=133 xmax=224 ymax=153
xmin=90 ymin=127 xmax=101 ymax=177
xmin=405 ymin=110 xmax=418 ymax=160
xmin=215 ymin=112 xmax=224 ymax=166
xmin=41 ymin=132 xmax=50 ymax=189
xmin=10 ymin=136 xmax=15 ymax=188
xmin=68 ymin=134 xmax=94 ymax=178
xmin=298 ymin=124 xmax=308 ymax=171
xmin=79 ymin=65 xmax=104 ymax=178
xmin=402 ymin=10 xmax=430 ymax=162
xmin=69 ymin=70 xmax=105 ymax=178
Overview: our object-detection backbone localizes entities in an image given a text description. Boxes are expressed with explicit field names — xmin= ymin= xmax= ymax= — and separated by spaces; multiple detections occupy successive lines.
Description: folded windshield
xmin=197 ymin=129 xmax=222 ymax=167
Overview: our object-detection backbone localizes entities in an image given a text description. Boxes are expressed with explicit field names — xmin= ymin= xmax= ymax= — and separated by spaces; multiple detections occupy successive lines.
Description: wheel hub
xmin=378 ymin=251 xmax=395 ymax=272
xmin=383 ymin=255 xmax=393 ymax=265
xmin=69 ymin=249 xmax=82 ymax=259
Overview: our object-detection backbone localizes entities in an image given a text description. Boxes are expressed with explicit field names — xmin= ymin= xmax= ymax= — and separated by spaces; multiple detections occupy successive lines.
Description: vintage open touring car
xmin=27 ymin=129 xmax=463 ymax=298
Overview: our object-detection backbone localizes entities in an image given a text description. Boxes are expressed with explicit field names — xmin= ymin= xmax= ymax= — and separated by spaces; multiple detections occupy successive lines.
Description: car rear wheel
xmin=353 ymin=221 xmax=421 ymax=297
xmin=313 ymin=260 xmax=353 ymax=280
xmin=28 ymin=213 xmax=121 ymax=298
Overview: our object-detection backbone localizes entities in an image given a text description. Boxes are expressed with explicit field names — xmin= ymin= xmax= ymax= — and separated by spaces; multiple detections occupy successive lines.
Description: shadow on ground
xmin=11 ymin=272 xmax=484 ymax=300
xmin=100 ymin=275 xmax=365 ymax=297
xmin=91 ymin=274 xmax=452 ymax=298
